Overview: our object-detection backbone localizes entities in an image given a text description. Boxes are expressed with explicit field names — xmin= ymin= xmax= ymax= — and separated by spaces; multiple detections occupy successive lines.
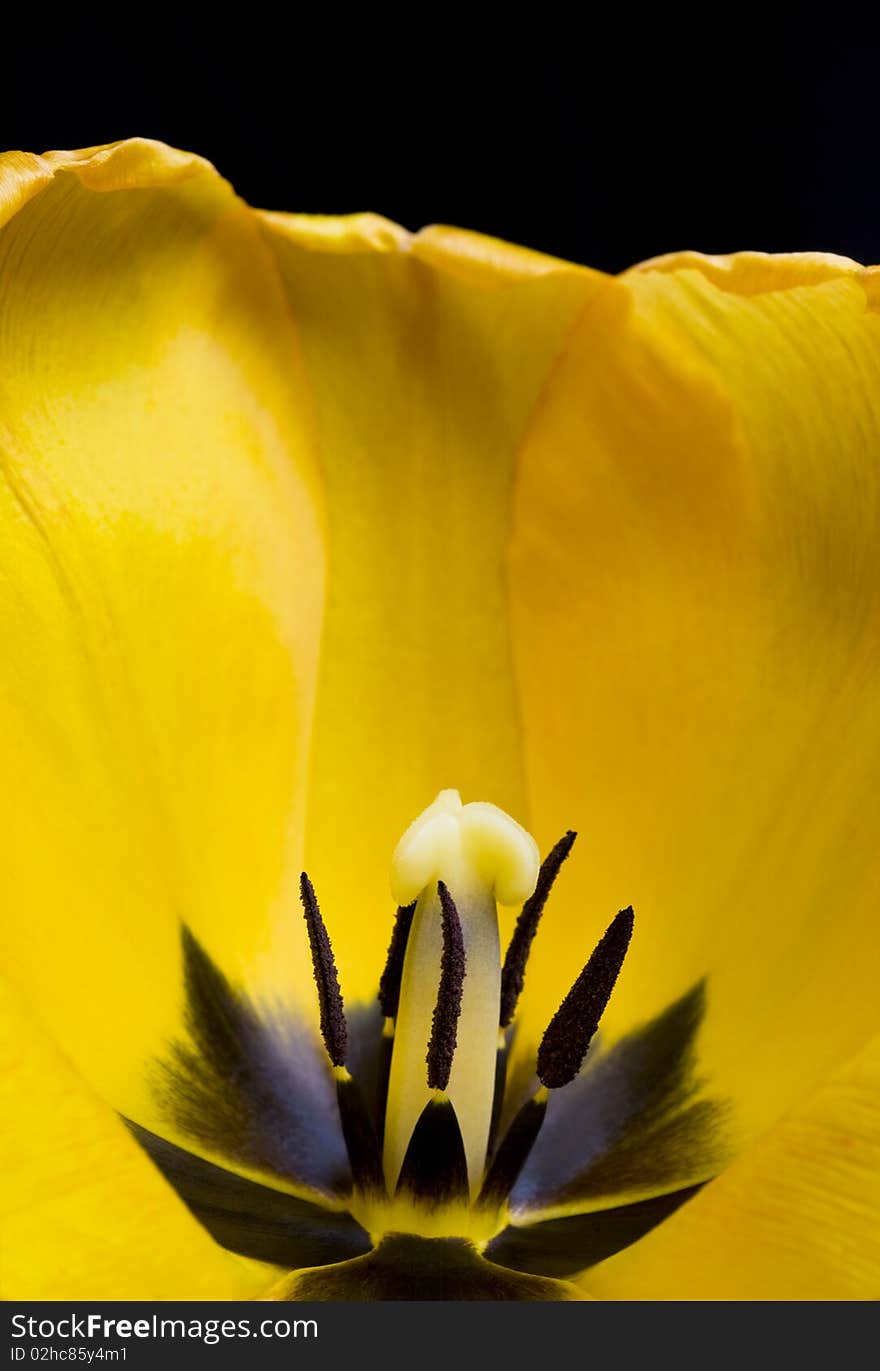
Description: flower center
xmin=384 ymin=789 xmax=539 ymax=1196
xmin=300 ymin=789 xmax=633 ymax=1242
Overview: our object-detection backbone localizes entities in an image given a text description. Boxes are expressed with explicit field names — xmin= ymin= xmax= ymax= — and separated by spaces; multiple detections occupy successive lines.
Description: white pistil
xmin=383 ymin=790 xmax=539 ymax=1198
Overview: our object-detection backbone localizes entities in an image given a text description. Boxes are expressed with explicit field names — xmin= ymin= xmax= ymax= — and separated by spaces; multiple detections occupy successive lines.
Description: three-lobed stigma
xmin=300 ymin=789 xmax=634 ymax=1240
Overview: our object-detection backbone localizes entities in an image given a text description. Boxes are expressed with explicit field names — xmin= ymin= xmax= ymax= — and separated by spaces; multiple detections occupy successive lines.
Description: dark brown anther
xmin=425 ymin=882 xmax=466 ymax=1091
xmin=537 ymin=907 xmax=634 ymax=1090
xmin=499 ymin=831 xmax=577 ymax=1028
xmin=378 ymin=902 xmax=417 ymax=1019
xmin=299 ymin=872 xmax=348 ymax=1068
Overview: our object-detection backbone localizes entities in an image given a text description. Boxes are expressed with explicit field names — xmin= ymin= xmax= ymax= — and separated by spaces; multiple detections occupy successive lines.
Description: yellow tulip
xmin=1 ymin=139 xmax=878 ymax=1301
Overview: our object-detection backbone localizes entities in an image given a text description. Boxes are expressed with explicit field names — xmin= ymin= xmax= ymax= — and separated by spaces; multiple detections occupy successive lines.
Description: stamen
xmin=487 ymin=1027 xmax=512 ymax=1156
xmin=395 ymin=1096 xmax=469 ymax=1207
xmin=499 ymin=831 xmax=577 ymax=1028
xmin=537 ymin=907 xmax=634 ymax=1090
xmin=378 ymin=902 xmax=417 ymax=1019
xmin=335 ymin=1069 xmax=385 ymax=1193
xmin=478 ymin=909 xmax=635 ymax=1205
xmin=479 ymin=1087 xmax=548 ymax=1207
xmin=299 ymin=872 xmax=348 ymax=1068
xmin=299 ymin=874 xmax=384 ymax=1191
xmin=425 ymin=883 xmax=467 ymax=1091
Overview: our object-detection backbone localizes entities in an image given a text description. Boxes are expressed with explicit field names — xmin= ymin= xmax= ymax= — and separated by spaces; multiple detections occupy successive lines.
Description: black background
xmin=3 ymin=33 xmax=878 ymax=273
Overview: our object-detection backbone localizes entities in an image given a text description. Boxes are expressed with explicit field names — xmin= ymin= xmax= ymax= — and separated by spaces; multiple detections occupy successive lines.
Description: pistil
xmin=383 ymin=790 xmax=539 ymax=1197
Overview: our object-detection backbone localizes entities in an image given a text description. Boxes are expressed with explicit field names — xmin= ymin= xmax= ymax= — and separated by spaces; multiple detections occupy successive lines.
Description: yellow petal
xmin=508 ymin=251 xmax=880 ymax=1152
xmin=581 ymin=1032 xmax=880 ymax=1299
xmin=0 ymin=977 xmax=271 ymax=1298
xmin=0 ymin=139 xmax=324 ymax=1119
xmin=257 ymin=211 xmax=607 ymax=998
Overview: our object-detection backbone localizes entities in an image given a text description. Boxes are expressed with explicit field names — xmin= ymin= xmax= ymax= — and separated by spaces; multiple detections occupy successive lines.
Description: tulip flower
xmin=1 ymin=139 xmax=878 ymax=1301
